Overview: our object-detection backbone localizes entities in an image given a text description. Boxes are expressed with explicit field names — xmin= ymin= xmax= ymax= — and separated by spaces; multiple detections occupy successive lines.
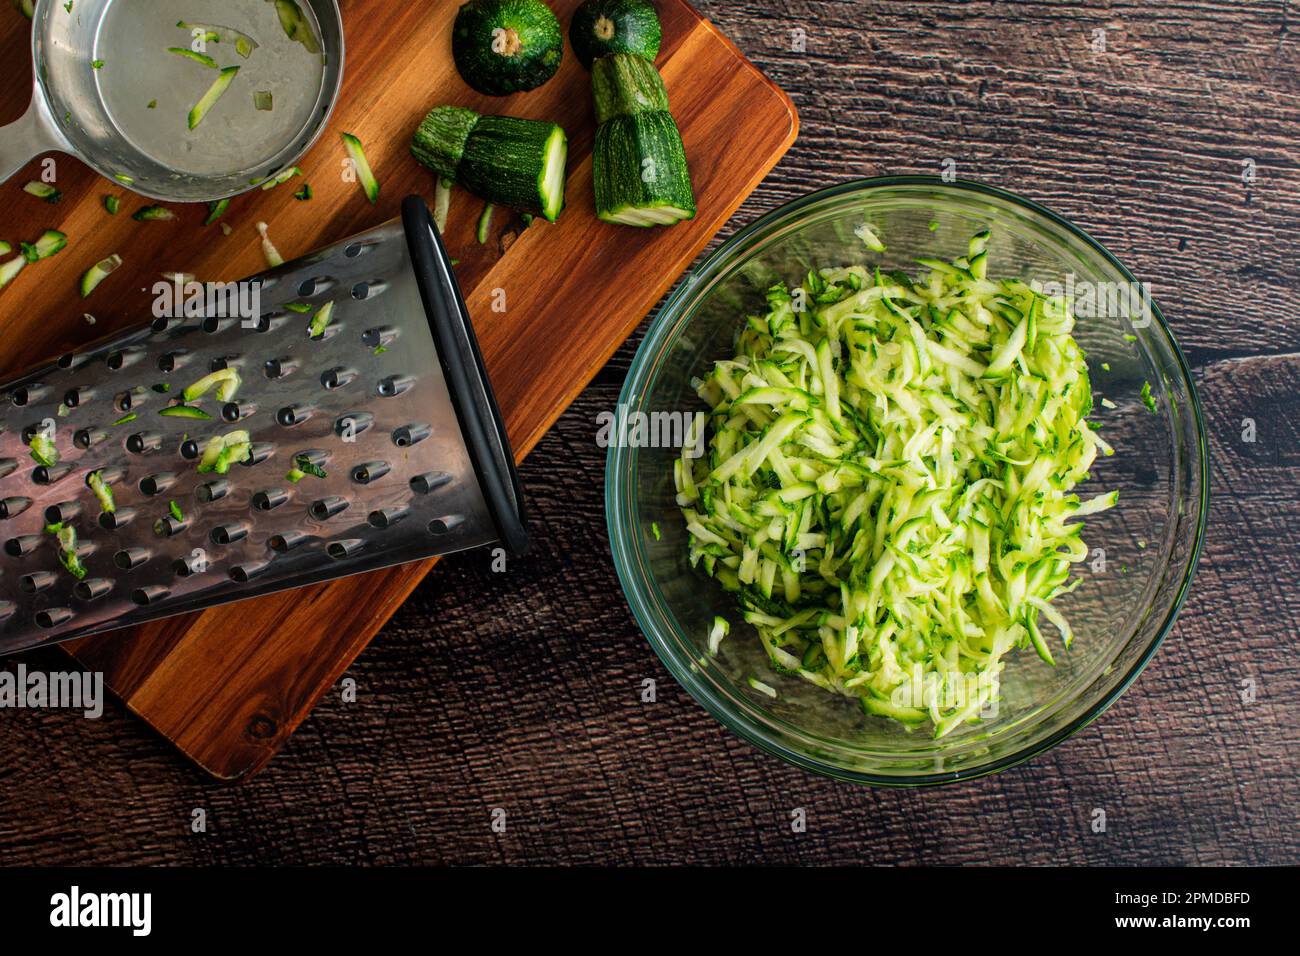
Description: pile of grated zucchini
xmin=675 ymin=230 xmax=1117 ymax=737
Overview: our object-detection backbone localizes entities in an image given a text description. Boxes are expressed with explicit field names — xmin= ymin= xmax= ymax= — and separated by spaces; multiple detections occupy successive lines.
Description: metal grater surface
xmin=0 ymin=197 xmax=525 ymax=654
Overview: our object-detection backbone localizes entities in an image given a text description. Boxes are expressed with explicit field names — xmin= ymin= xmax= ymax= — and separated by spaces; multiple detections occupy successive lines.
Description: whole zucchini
xmin=570 ymin=0 xmax=662 ymax=70
xmin=412 ymin=106 xmax=569 ymax=222
xmin=452 ymin=0 xmax=563 ymax=96
xmin=589 ymin=53 xmax=695 ymax=226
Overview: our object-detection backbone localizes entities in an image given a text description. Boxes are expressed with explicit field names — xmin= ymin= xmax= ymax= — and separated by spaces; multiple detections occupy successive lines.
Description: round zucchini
xmin=452 ymin=0 xmax=563 ymax=96
xmin=570 ymin=0 xmax=662 ymax=70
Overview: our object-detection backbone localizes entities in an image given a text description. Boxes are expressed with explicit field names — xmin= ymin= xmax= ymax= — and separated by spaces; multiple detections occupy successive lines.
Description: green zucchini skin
xmin=570 ymin=0 xmax=662 ymax=70
xmin=591 ymin=51 xmax=668 ymax=125
xmin=410 ymin=106 xmax=481 ymax=180
xmin=411 ymin=107 xmax=569 ymax=221
xmin=589 ymin=53 xmax=695 ymax=226
xmin=593 ymin=110 xmax=695 ymax=226
xmin=452 ymin=0 xmax=563 ymax=96
xmin=459 ymin=115 xmax=567 ymax=220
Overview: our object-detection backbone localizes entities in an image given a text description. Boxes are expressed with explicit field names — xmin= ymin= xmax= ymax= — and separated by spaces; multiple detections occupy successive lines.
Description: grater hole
xmin=211 ymin=523 xmax=248 ymax=546
xmin=57 ymin=353 xmax=74 ymax=369
xmin=269 ymin=531 xmax=309 ymax=553
xmin=298 ymin=276 xmax=336 ymax=297
xmin=73 ymin=428 xmax=103 ymax=450
xmin=0 ymin=459 xmax=17 ymax=479
xmin=377 ymin=375 xmax=414 ymax=398
xmin=309 ymin=496 xmax=348 ymax=521
xmin=327 ymin=539 xmax=363 ymax=559
xmin=252 ymin=489 xmax=288 ymax=512
xmin=44 ymin=501 xmax=80 ymax=525
xmin=320 ymin=367 xmax=356 ymax=390
xmin=222 ymin=401 xmax=255 ymax=422
xmin=74 ymin=578 xmax=114 ymax=602
xmin=20 ymin=572 xmax=56 ymax=594
xmin=277 ymin=405 xmax=312 ymax=427
xmin=196 ymin=480 xmax=229 ymax=503
xmin=173 ymin=554 xmax=208 ymax=577
xmin=334 ymin=412 xmax=373 ymax=438
xmin=428 ymin=515 xmax=465 ymax=535
xmin=350 ymin=282 xmax=369 ymax=300
xmin=265 ymin=357 xmax=297 ymax=379
xmin=34 ymin=464 xmax=72 ymax=485
xmin=0 ymin=601 xmax=15 ymax=622
xmin=158 ymin=351 xmax=187 ymax=372
xmin=153 ymin=515 xmax=187 ymax=537
xmin=114 ymin=548 xmax=149 ymax=571
xmin=242 ymin=442 xmax=273 ymax=467
xmin=410 ymin=472 xmax=452 ymax=495
xmin=126 ymin=432 xmax=162 ymax=455
xmin=180 ymin=438 xmax=201 ymax=460
xmin=343 ymin=242 xmax=367 ymax=258
xmin=393 ymin=423 xmax=431 ymax=448
xmin=11 ymin=385 xmax=41 ymax=406
xmin=229 ymin=562 xmax=269 ymax=583
xmin=351 ymin=461 xmax=389 ymax=484
xmin=36 ymin=607 xmax=74 ymax=629
xmin=140 ymin=473 xmax=175 ymax=496
xmin=0 ymin=496 xmax=32 ymax=519
xmin=131 ymin=586 xmax=169 ymax=606
xmin=6 ymin=535 xmax=39 ymax=556
xmin=362 ymin=326 xmax=395 ymax=348
xmin=99 ymin=508 xmax=135 ymax=531
xmin=368 ymin=507 xmax=409 ymax=529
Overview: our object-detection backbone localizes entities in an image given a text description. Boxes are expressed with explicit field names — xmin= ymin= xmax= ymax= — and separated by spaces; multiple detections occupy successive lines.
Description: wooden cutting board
xmin=0 ymin=0 xmax=796 ymax=779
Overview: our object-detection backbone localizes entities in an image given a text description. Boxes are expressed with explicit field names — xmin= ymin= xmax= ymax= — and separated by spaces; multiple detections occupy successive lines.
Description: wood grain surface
xmin=1 ymin=0 xmax=1297 ymax=865
xmin=0 ymin=0 xmax=797 ymax=778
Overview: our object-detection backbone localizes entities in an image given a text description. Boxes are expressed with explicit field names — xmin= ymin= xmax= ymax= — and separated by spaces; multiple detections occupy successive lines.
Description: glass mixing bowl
xmin=606 ymin=177 xmax=1208 ymax=785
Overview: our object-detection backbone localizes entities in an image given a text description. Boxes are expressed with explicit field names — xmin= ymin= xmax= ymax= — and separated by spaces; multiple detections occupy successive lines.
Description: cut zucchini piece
xmin=593 ymin=110 xmax=695 ymax=226
xmin=307 ymin=300 xmax=334 ymax=339
xmin=133 ymin=204 xmax=176 ymax=222
xmin=409 ymin=106 xmax=480 ymax=182
xmin=14 ymin=0 xmax=34 ymax=20
xmin=80 ymin=254 xmax=122 ymax=298
xmin=590 ymin=48 xmax=668 ymax=125
xmin=452 ymin=0 xmax=562 ymax=96
xmin=253 ymin=90 xmax=273 ymax=111
xmin=176 ymin=20 xmax=259 ymax=58
xmin=204 ymin=198 xmax=230 ymax=225
xmin=23 ymin=181 xmax=62 ymax=203
xmin=256 ymin=221 xmax=283 ymax=267
xmin=413 ymin=107 xmax=568 ymax=220
xmin=167 ymin=46 xmax=219 ymax=69
xmin=187 ymin=65 xmax=240 ymax=130
xmin=28 ymin=430 xmax=57 ymax=467
xmin=87 ymin=470 xmax=116 ymax=514
xmin=259 ymin=166 xmax=300 ymax=190
xmin=22 ymin=230 xmax=68 ymax=261
xmin=273 ymin=0 xmax=321 ymax=54
xmin=462 ymin=114 xmax=567 ymax=221
xmin=103 ymin=195 xmax=120 ymax=215
xmin=341 ymin=132 xmax=379 ymax=204
xmin=589 ymin=54 xmax=694 ymax=227
xmin=0 ymin=257 xmax=25 ymax=290
xmin=161 ymin=403 xmax=212 ymax=419
xmin=182 ymin=368 xmax=241 ymax=402
xmin=570 ymin=0 xmax=662 ymax=70
xmin=476 ymin=202 xmax=494 ymax=244
xmin=294 ymin=183 xmax=312 ymax=201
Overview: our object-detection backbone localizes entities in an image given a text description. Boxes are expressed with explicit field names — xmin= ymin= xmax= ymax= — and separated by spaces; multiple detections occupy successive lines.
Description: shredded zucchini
xmin=675 ymin=232 xmax=1116 ymax=737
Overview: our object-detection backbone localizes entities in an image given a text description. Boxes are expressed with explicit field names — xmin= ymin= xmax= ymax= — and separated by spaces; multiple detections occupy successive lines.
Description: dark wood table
xmin=1 ymin=0 xmax=1296 ymax=866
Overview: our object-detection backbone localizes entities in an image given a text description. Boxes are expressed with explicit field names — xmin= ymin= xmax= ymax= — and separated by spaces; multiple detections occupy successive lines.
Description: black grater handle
xmin=401 ymin=196 xmax=529 ymax=557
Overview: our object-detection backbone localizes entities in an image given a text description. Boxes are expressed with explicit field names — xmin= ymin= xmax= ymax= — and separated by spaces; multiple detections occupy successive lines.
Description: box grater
xmin=0 ymin=196 xmax=527 ymax=654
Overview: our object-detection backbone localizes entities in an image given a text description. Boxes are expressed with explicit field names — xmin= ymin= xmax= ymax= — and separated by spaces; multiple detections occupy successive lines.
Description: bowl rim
xmin=606 ymin=175 xmax=1210 ymax=786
